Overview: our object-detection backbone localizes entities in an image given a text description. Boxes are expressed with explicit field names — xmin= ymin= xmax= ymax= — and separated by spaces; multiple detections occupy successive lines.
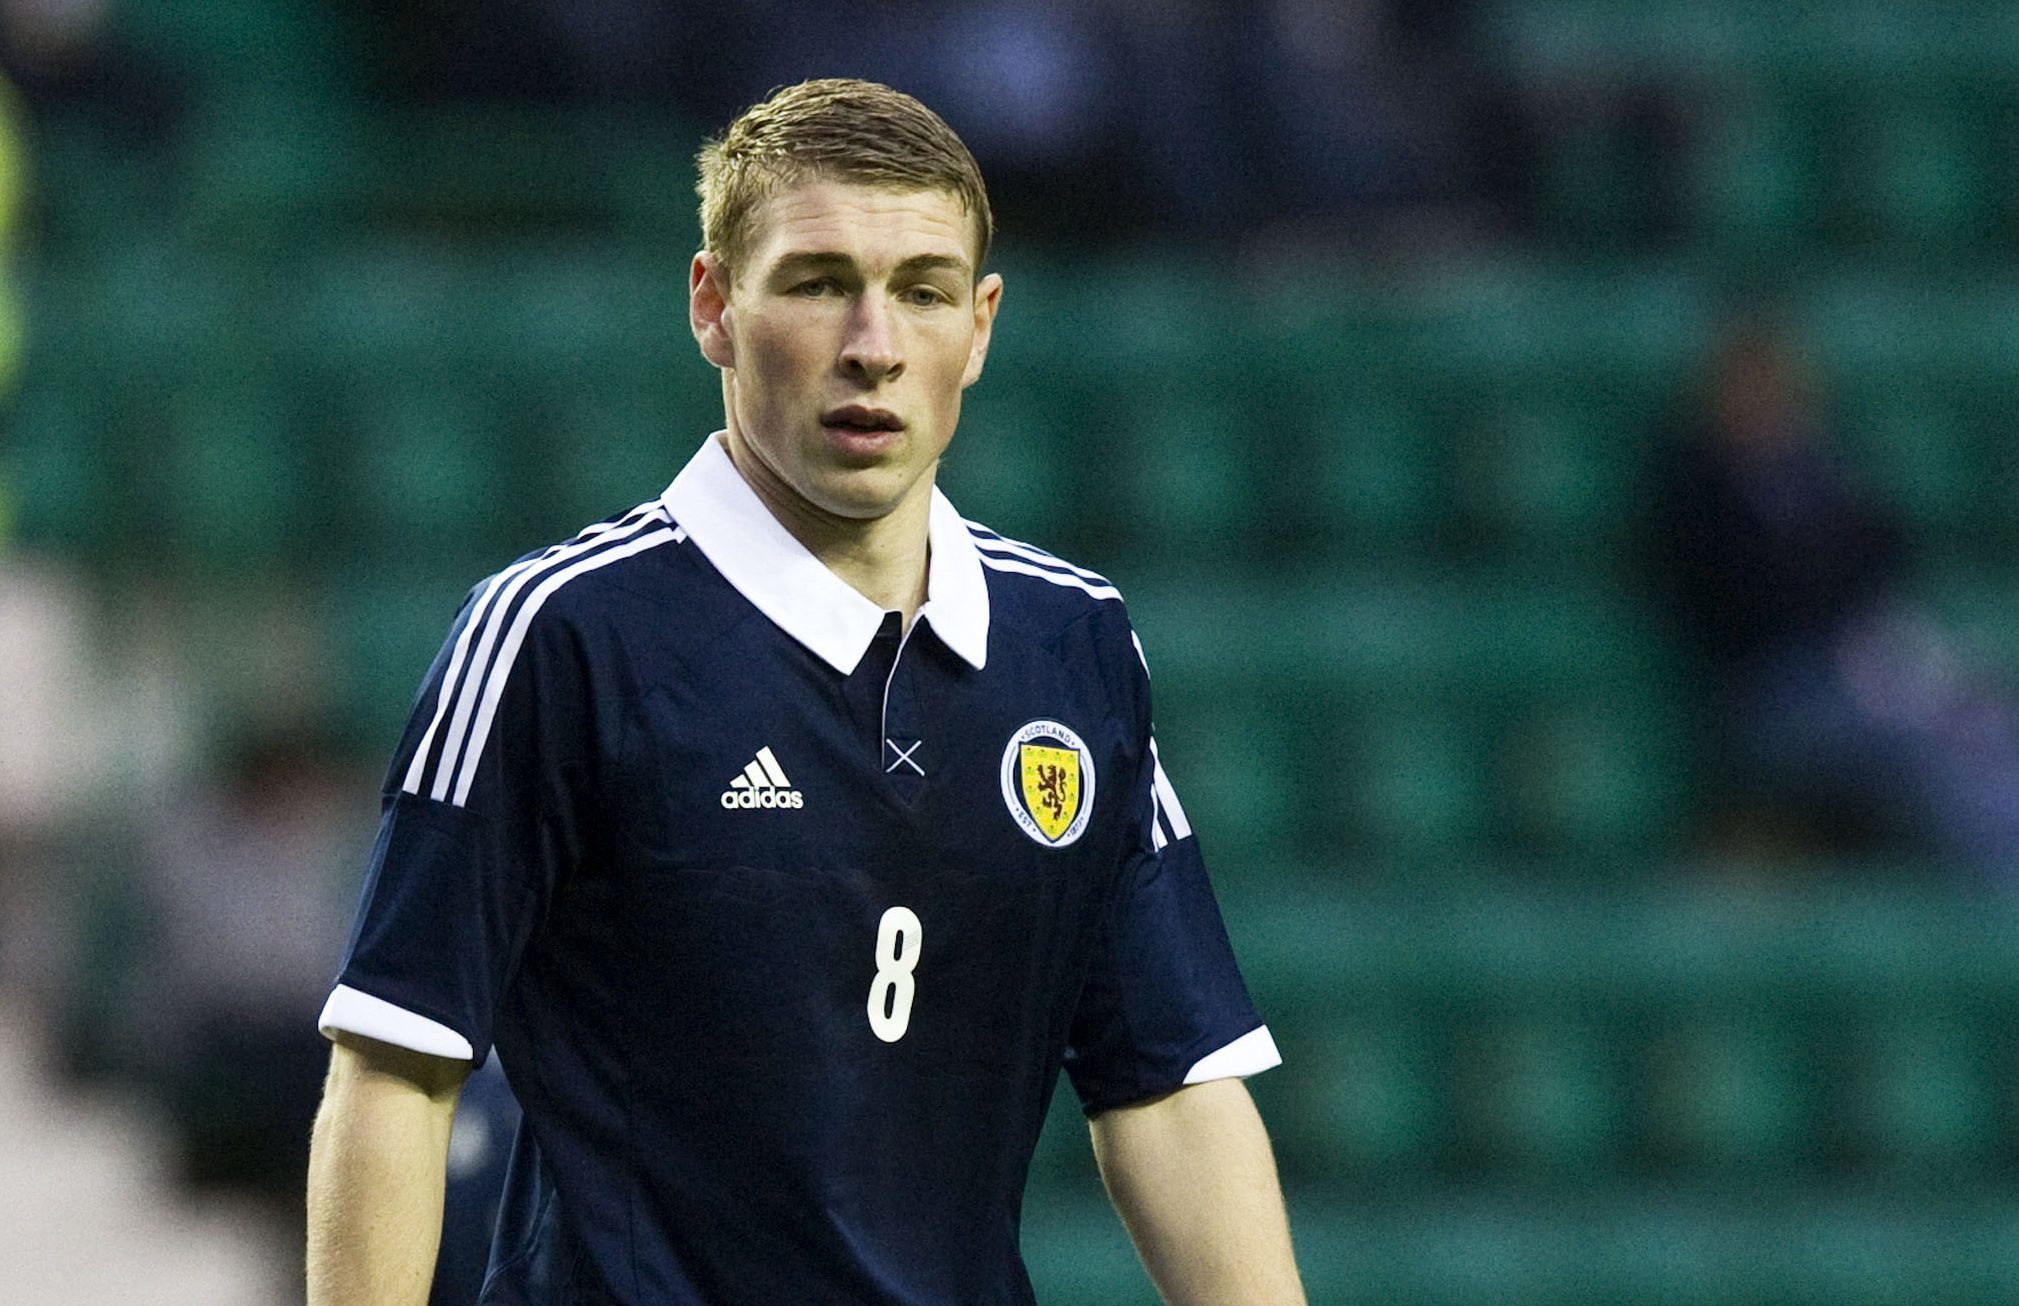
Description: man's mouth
xmin=822 ymin=406 xmax=906 ymax=434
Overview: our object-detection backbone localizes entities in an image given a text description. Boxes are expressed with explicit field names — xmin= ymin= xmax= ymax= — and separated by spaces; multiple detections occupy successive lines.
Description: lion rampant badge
xmin=1000 ymin=720 xmax=1095 ymax=847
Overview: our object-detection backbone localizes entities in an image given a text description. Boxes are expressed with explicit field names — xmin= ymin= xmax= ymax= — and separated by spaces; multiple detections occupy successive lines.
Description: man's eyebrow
xmin=769 ymin=251 xmax=854 ymax=272
xmin=768 ymin=251 xmax=973 ymax=277
xmin=892 ymin=253 xmax=972 ymax=276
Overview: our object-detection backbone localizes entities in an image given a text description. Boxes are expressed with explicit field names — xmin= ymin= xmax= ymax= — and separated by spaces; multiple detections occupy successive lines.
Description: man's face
xmin=691 ymin=178 xmax=1002 ymax=525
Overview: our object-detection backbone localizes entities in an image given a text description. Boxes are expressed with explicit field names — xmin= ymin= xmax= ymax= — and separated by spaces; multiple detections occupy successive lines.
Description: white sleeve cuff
xmin=1182 ymin=1025 xmax=1282 ymax=1085
xmin=318 ymin=984 xmax=476 ymax=1061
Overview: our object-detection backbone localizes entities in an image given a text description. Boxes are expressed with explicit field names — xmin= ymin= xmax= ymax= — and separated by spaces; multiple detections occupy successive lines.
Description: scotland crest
xmin=1000 ymin=719 xmax=1095 ymax=847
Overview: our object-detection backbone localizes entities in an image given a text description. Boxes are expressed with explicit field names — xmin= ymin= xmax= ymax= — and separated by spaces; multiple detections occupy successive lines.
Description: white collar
xmin=661 ymin=434 xmax=990 ymax=675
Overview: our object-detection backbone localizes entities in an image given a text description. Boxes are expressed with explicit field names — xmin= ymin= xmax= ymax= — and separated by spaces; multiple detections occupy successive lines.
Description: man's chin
xmin=800 ymin=464 xmax=933 ymax=523
xmin=807 ymin=482 xmax=907 ymax=523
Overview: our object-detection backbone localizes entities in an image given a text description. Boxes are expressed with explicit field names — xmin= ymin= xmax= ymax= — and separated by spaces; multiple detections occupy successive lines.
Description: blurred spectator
xmin=0 ymin=552 xmax=102 ymax=991
xmin=124 ymin=725 xmax=372 ymax=1220
xmin=1646 ymin=317 xmax=2019 ymax=870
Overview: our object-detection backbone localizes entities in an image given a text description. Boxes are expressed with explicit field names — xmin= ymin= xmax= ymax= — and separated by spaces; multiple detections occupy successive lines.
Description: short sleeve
xmin=1061 ymin=631 xmax=1280 ymax=1115
xmin=319 ymin=578 xmax=597 ymax=1064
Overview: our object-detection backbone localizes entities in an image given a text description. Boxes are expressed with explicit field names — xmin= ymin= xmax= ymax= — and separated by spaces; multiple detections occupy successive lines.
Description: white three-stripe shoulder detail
xmin=976 ymin=554 xmax=1123 ymax=601
xmin=401 ymin=501 xmax=664 ymax=800
xmin=401 ymin=507 xmax=681 ymax=806
xmin=965 ymin=523 xmax=1114 ymax=586
xmin=448 ymin=523 xmax=682 ymax=805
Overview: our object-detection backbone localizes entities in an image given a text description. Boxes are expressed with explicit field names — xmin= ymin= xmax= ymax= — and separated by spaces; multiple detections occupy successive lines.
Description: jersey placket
xmin=880 ymin=616 xmax=929 ymax=806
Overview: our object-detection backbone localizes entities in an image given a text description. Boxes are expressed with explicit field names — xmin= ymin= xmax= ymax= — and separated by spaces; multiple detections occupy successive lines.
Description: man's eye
xmin=793 ymin=279 xmax=837 ymax=297
xmin=904 ymin=287 xmax=949 ymax=307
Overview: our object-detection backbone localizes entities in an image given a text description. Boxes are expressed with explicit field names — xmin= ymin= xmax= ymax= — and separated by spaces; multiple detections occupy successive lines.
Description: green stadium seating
xmin=1306 ymin=388 xmax=1441 ymax=556
xmin=1792 ymin=1 xmax=2019 ymax=86
xmin=480 ymin=251 xmax=688 ymax=381
xmin=182 ymin=95 xmax=366 ymax=235
xmin=1848 ymin=1017 xmax=1997 ymax=1173
xmin=1411 ymin=257 xmax=1705 ymax=391
xmin=1125 ymin=570 xmax=1653 ymax=706
xmin=1051 ymin=256 xmax=1228 ymax=382
xmin=1532 ymin=110 xmax=1666 ymax=252
xmin=29 ymin=122 xmax=141 ymax=243
xmin=296 ymin=245 xmax=462 ymax=381
xmin=1482 ymin=0 xmax=1765 ymax=82
xmin=374 ymin=108 xmax=613 ymax=228
xmin=607 ymin=116 xmax=712 ymax=234
xmin=56 ymin=848 xmax=154 ymax=1082
xmin=1802 ymin=270 xmax=2019 ymax=383
xmin=1285 ymin=1019 xmax=1445 ymax=1179
xmin=62 ymin=240 xmax=252 ymax=385
xmin=1852 ymin=102 xmax=1994 ymax=247
xmin=116 ymin=0 xmax=337 ymax=87
xmin=345 ymin=379 xmax=512 ymax=567
xmin=3 ymin=380 xmax=117 ymax=556
xmin=1687 ymin=99 xmax=1820 ymax=251
xmin=1020 ymin=1201 xmax=1157 ymax=1306
xmin=1108 ymin=377 xmax=1264 ymax=562
xmin=159 ymin=376 xmax=308 ymax=572
xmin=1349 ymin=710 xmax=1489 ymax=854
xmin=1487 ymin=1 xmax=2019 ymax=92
xmin=1149 ymin=688 xmax=1299 ymax=863
xmin=1842 ymin=383 xmax=1982 ymax=532
xmin=1468 ymin=1019 xmax=1625 ymax=1173
xmin=1497 ymin=700 xmax=1689 ymax=856
xmin=937 ymin=382 xmax=1087 ymax=547
xmin=973 ymin=255 xmax=1079 ymax=378
xmin=540 ymin=388 xmax=695 ymax=533
xmin=1645 ymin=1018 xmax=1814 ymax=1172
xmin=321 ymin=568 xmax=467 ymax=752
xmin=1448 ymin=395 xmax=1635 ymax=550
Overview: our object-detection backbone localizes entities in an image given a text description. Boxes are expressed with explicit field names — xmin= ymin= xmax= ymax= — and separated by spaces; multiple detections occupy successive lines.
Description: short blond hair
xmin=696 ymin=78 xmax=993 ymax=282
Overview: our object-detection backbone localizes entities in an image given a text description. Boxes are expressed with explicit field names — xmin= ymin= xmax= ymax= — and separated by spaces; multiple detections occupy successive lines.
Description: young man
xmin=307 ymin=79 xmax=1305 ymax=1305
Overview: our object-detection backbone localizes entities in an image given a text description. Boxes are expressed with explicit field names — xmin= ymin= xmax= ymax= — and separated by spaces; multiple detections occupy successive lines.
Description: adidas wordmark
xmin=721 ymin=746 xmax=805 ymax=810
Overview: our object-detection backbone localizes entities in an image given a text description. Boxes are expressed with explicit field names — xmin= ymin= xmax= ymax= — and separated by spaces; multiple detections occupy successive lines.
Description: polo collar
xmin=661 ymin=434 xmax=990 ymax=675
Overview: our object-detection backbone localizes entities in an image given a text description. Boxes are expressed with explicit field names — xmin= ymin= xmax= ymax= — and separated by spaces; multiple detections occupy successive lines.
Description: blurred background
xmin=2 ymin=0 xmax=2019 ymax=1302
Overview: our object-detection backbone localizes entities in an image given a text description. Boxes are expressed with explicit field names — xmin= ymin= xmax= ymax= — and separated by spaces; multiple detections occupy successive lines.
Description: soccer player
xmin=306 ymin=78 xmax=1304 ymax=1305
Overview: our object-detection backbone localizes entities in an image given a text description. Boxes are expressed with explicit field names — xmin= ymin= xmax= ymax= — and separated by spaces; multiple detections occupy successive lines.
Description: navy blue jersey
xmin=321 ymin=435 xmax=1278 ymax=1305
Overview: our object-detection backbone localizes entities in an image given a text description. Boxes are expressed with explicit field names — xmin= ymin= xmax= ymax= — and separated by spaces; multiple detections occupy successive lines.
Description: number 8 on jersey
xmin=867 ymin=906 xmax=922 ymax=1042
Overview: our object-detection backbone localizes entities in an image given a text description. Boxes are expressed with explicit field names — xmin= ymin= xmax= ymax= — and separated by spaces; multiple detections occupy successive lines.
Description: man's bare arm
xmin=1089 ymin=1077 xmax=1305 ymax=1306
xmin=306 ymin=1032 xmax=471 ymax=1306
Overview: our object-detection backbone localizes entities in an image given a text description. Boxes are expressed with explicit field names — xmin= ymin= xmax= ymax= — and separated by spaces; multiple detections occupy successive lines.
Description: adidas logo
xmin=720 ymin=746 xmax=805 ymax=810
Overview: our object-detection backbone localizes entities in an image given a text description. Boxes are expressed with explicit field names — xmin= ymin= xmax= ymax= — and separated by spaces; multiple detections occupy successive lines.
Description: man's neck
xmin=720 ymin=432 xmax=933 ymax=626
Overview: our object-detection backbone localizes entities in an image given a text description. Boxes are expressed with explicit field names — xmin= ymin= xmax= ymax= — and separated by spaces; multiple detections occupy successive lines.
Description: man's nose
xmin=839 ymin=295 xmax=903 ymax=384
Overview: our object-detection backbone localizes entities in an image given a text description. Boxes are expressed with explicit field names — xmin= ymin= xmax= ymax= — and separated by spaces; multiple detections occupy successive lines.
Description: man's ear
xmin=691 ymin=252 xmax=736 ymax=370
xmin=962 ymin=271 xmax=1003 ymax=388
